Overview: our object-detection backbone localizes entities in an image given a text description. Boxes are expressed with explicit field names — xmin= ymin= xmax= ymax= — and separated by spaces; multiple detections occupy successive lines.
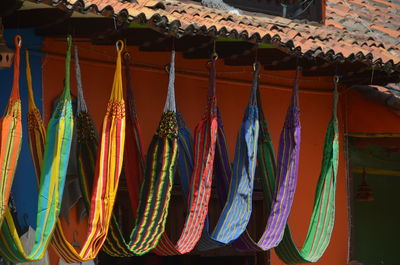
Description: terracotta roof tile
xmin=25 ymin=0 xmax=400 ymax=72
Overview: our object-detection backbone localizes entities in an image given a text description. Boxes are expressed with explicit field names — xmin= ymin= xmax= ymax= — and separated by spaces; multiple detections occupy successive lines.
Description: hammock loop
xmin=289 ymin=66 xmax=301 ymax=109
xmin=11 ymin=35 xmax=22 ymax=99
xmin=332 ymin=75 xmax=339 ymax=119
xmin=111 ymin=40 xmax=124 ymax=101
xmin=115 ymin=40 xmax=124 ymax=52
xmin=64 ymin=35 xmax=72 ymax=94
xmin=249 ymin=61 xmax=260 ymax=106
xmin=163 ymin=50 xmax=176 ymax=113
xmin=14 ymin=35 xmax=22 ymax=48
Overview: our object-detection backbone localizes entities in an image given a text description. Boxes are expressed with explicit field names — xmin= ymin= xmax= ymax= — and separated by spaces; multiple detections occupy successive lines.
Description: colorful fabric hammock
xmin=101 ymin=50 xmax=146 ymax=256
xmin=274 ymin=77 xmax=339 ymax=264
xmin=152 ymin=52 xmax=221 ymax=256
xmin=103 ymin=51 xmax=202 ymax=257
xmin=197 ymin=62 xmax=260 ymax=250
xmin=0 ymin=35 xmax=23 ymax=226
xmin=0 ymin=36 xmax=74 ymax=263
xmin=50 ymin=40 xmax=126 ymax=263
xmin=73 ymin=46 xmax=98 ymax=212
xmin=25 ymin=50 xmax=46 ymax=185
xmin=233 ymin=66 xmax=301 ymax=252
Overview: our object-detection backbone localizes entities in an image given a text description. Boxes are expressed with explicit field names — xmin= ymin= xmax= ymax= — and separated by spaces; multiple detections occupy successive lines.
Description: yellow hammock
xmin=50 ymin=40 xmax=126 ymax=263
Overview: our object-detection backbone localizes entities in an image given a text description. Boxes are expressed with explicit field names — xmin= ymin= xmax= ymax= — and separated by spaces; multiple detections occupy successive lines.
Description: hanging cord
xmin=333 ymin=75 xmax=339 ymax=119
xmin=64 ymin=35 xmax=72 ymax=95
xmin=111 ymin=40 xmax=124 ymax=101
xmin=292 ymin=66 xmax=301 ymax=107
xmin=75 ymin=46 xmax=88 ymax=113
xmin=370 ymin=66 xmax=375 ymax=85
xmin=11 ymin=35 xmax=22 ymax=100
xmin=163 ymin=50 xmax=176 ymax=113
xmin=249 ymin=61 xmax=260 ymax=106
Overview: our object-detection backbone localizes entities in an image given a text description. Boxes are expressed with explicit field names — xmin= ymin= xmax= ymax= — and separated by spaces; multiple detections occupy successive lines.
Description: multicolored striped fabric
xmin=101 ymin=51 xmax=146 ymax=257
xmin=102 ymin=51 xmax=187 ymax=256
xmin=153 ymin=53 xmax=220 ymax=256
xmin=50 ymin=40 xmax=126 ymax=263
xmin=25 ymin=49 xmax=46 ymax=185
xmin=274 ymin=78 xmax=339 ymax=264
xmin=234 ymin=67 xmax=301 ymax=252
xmin=197 ymin=62 xmax=260 ymax=250
xmin=0 ymin=35 xmax=23 ymax=227
xmin=74 ymin=46 xmax=98 ymax=212
xmin=0 ymin=36 xmax=74 ymax=263
xmin=120 ymin=51 xmax=145 ymax=217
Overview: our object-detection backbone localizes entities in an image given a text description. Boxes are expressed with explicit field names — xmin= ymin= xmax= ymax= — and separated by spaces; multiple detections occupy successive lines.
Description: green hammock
xmin=0 ymin=36 xmax=74 ymax=263
xmin=274 ymin=77 xmax=339 ymax=264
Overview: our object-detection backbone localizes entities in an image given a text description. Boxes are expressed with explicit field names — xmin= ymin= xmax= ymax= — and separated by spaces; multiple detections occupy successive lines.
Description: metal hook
xmin=164 ymin=64 xmax=170 ymax=73
xmin=370 ymin=65 xmax=375 ymax=85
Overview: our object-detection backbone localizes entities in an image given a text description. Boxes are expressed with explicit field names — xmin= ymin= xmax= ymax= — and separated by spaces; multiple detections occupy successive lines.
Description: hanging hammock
xmin=196 ymin=62 xmax=260 ymax=250
xmin=0 ymin=36 xmax=74 ymax=263
xmin=0 ymin=35 xmax=23 ymax=226
xmin=152 ymin=52 xmax=220 ymax=256
xmin=73 ymin=46 xmax=98 ymax=212
xmin=233 ymin=71 xmax=339 ymax=264
xmin=101 ymin=50 xmax=146 ymax=256
xmin=25 ymin=50 xmax=46 ymax=185
xmin=233 ymin=66 xmax=301 ymax=252
xmin=50 ymin=40 xmax=126 ymax=263
xmin=102 ymin=50 xmax=201 ymax=257
xmin=274 ymin=77 xmax=339 ymax=264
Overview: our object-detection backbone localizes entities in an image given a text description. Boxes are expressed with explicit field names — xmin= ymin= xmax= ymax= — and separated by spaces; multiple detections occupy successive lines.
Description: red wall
xmin=40 ymin=38 xmax=360 ymax=265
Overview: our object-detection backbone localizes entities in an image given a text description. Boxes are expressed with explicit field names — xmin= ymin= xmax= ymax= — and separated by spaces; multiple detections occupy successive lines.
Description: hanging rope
xmin=0 ymin=35 xmax=74 ymax=263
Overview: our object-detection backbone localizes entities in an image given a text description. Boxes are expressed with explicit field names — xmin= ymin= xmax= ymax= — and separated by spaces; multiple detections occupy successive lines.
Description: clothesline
xmin=32 ymin=49 xmax=336 ymax=95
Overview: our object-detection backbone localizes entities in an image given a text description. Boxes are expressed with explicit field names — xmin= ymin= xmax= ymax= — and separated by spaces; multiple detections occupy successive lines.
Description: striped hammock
xmin=274 ymin=78 xmax=339 ymax=264
xmin=103 ymin=51 xmax=201 ymax=256
xmin=0 ymin=35 xmax=23 ymax=227
xmin=234 ymin=67 xmax=301 ymax=251
xmin=0 ymin=36 xmax=74 ymax=263
xmin=74 ymin=46 xmax=98 ymax=213
xmin=197 ymin=62 xmax=260 ymax=250
xmin=50 ymin=40 xmax=126 ymax=263
xmin=235 ymin=71 xmax=339 ymax=265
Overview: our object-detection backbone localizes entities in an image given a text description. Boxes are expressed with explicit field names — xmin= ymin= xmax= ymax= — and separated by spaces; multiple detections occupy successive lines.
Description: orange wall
xmin=345 ymin=89 xmax=400 ymax=134
xmin=40 ymin=39 xmax=354 ymax=265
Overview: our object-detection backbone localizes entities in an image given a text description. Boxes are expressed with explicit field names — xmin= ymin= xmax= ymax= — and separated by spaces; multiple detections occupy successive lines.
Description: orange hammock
xmin=0 ymin=35 xmax=23 ymax=226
